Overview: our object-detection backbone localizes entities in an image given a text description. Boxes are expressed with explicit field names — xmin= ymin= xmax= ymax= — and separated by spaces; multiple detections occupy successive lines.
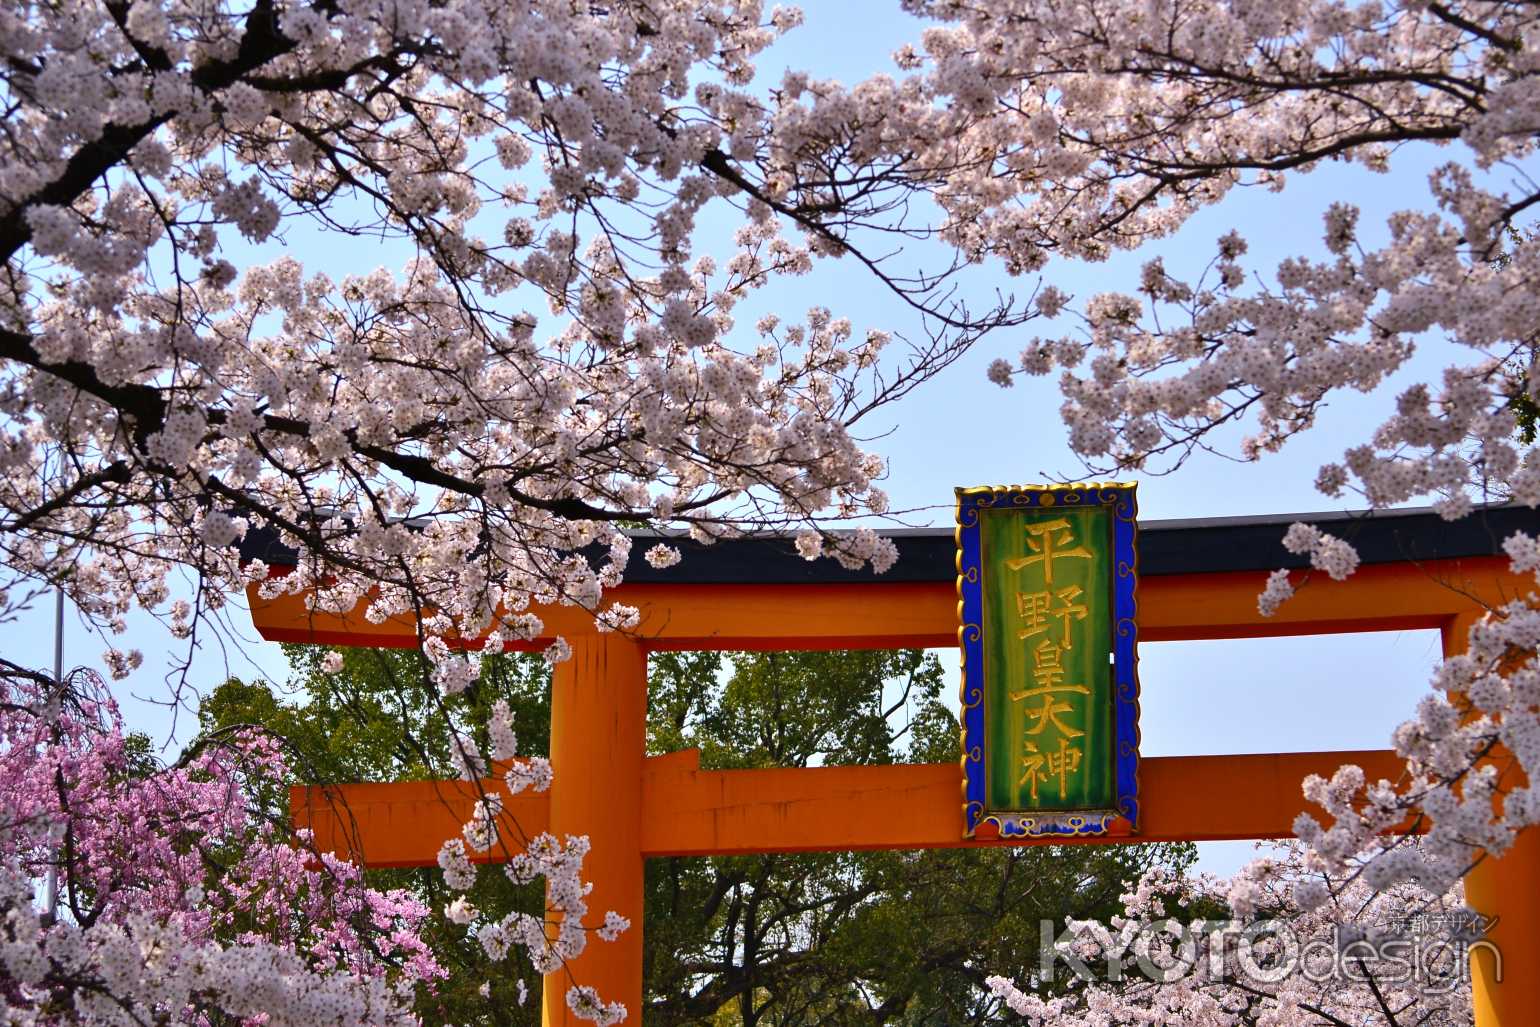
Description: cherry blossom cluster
xmin=1287 ymin=542 xmax=1540 ymax=899
xmin=430 ymin=700 xmax=629 ymax=1023
xmin=0 ymin=0 xmax=977 ymax=705
xmin=929 ymin=0 xmax=1536 ymax=520
xmin=0 ymin=668 xmax=440 ymax=1024
xmin=985 ymin=848 xmax=1475 ymax=1027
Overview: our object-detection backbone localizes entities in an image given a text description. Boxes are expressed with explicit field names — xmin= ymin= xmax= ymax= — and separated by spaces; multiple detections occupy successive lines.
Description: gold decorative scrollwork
xmin=962 ymin=799 xmax=984 ymax=837
xmin=983 ymin=811 xmax=1120 ymax=838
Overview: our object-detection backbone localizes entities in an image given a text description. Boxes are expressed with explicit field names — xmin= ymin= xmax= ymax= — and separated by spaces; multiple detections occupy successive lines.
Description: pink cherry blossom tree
xmin=0 ymin=664 xmax=443 ymax=1023
xmin=0 ymin=5 xmax=1028 ymax=1013
xmin=0 ymin=0 xmax=1033 ymax=698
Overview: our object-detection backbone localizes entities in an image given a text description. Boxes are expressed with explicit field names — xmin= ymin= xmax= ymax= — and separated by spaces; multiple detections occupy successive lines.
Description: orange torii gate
xmin=243 ymin=504 xmax=1540 ymax=1027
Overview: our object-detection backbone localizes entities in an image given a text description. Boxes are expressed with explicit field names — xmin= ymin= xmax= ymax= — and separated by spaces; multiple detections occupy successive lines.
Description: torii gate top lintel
xmin=242 ymin=501 xmax=1531 ymax=587
xmin=245 ymin=503 xmax=1535 ymax=652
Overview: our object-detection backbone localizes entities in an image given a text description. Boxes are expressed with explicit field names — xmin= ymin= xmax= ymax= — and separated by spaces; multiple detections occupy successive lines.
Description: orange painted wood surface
xmin=251 ymin=556 xmax=1526 ymax=651
xmin=1444 ymin=614 xmax=1539 ymax=1027
xmin=542 ymin=635 xmax=647 ymax=1027
xmin=292 ymin=777 xmax=552 ymax=869
xmin=293 ymin=748 xmax=1407 ymax=867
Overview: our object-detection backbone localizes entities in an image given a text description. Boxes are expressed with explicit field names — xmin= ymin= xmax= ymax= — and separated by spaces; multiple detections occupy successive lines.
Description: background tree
xmin=643 ymin=649 xmax=1194 ymax=1026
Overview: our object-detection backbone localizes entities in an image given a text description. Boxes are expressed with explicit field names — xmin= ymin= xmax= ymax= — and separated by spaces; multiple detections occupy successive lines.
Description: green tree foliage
xmin=200 ymin=645 xmax=551 ymax=784
xmin=200 ymin=646 xmax=1194 ymax=1025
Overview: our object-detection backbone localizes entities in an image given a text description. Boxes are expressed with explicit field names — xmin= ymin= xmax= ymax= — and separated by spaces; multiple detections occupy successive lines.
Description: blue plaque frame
xmin=956 ymin=484 xmax=1141 ymax=838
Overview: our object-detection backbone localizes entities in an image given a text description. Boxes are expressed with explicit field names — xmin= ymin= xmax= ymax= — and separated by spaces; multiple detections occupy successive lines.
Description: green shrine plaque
xmin=957 ymin=485 xmax=1140 ymax=838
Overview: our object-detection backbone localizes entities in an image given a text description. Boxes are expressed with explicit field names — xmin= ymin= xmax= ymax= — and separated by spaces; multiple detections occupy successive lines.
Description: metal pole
xmin=53 ymin=587 xmax=63 ymax=683
xmin=42 ymin=467 xmax=62 ymax=920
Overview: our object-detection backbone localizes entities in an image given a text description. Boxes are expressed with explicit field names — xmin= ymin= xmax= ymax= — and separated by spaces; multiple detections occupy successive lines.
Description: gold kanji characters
xmin=1015 ymin=689 xmax=1086 ymax=737
xmin=1014 ymin=584 xmax=1088 ymax=645
xmin=1019 ymin=738 xmax=1084 ymax=801
xmin=1010 ymin=639 xmax=1089 ymax=737
xmin=1004 ymin=517 xmax=1093 ymax=585
xmin=1002 ymin=513 xmax=1098 ymax=807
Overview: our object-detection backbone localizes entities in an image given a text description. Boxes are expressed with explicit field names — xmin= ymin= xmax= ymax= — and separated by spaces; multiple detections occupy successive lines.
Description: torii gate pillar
xmin=1447 ymin=613 xmax=1535 ymax=1027
xmin=1467 ymin=830 xmax=1536 ymax=1027
xmin=544 ymin=635 xmax=647 ymax=1026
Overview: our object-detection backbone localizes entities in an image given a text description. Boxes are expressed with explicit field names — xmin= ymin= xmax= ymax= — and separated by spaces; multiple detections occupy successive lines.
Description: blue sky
xmin=6 ymin=2 xmax=1496 ymax=876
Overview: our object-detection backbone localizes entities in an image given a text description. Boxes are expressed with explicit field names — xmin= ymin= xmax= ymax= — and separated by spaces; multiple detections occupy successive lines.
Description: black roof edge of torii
xmin=237 ymin=502 xmax=1540 ymax=586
